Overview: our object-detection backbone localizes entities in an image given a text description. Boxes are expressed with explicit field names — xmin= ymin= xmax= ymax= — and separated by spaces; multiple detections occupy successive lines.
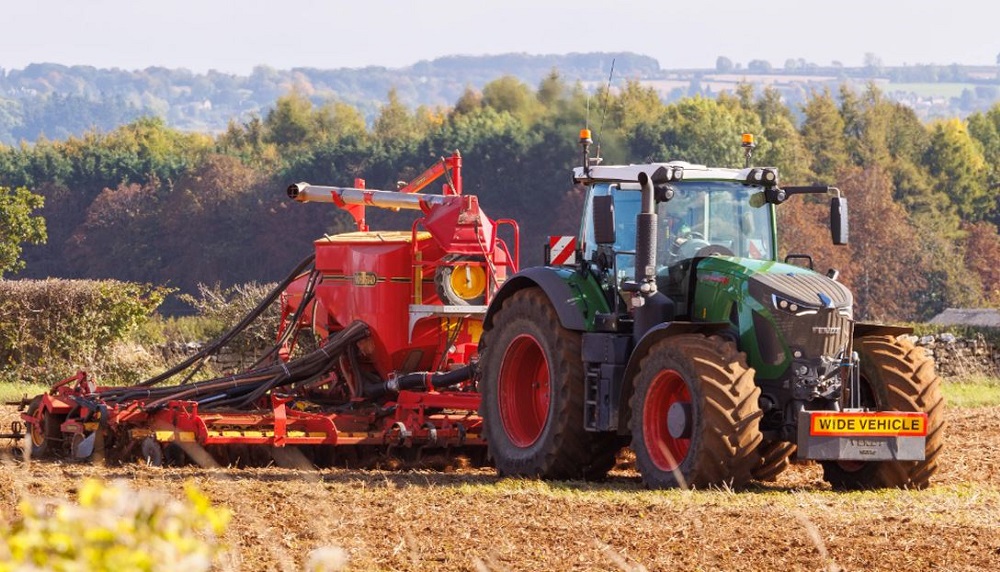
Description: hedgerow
xmin=0 ymin=279 xmax=170 ymax=384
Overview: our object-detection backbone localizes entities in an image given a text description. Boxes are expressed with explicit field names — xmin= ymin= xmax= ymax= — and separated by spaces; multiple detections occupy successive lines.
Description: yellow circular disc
xmin=449 ymin=263 xmax=487 ymax=301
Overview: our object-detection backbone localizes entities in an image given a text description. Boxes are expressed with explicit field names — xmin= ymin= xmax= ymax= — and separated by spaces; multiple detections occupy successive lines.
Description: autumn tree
xmin=158 ymin=155 xmax=271 ymax=290
xmin=67 ymin=180 xmax=163 ymax=282
xmin=0 ymin=186 xmax=47 ymax=277
xmin=451 ymin=87 xmax=483 ymax=118
xmin=837 ymin=167 xmax=925 ymax=321
xmin=963 ymin=221 xmax=1000 ymax=305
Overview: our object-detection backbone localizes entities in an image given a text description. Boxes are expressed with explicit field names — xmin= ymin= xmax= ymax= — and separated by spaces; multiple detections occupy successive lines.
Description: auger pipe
xmin=287 ymin=184 xmax=454 ymax=211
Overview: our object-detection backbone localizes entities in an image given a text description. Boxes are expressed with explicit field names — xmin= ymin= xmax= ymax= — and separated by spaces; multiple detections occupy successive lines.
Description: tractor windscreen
xmin=657 ymin=181 xmax=773 ymax=267
xmin=583 ymin=181 xmax=774 ymax=281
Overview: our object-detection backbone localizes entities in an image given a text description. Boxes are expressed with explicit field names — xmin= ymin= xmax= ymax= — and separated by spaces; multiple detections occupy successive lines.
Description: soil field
xmin=1 ymin=403 xmax=999 ymax=572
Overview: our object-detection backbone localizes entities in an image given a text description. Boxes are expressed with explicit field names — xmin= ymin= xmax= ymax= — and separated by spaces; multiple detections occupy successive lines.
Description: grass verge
xmin=0 ymin=381 xmax=51 ymax=405
xmin=942 ymin=375 xmax=1000 ymax=408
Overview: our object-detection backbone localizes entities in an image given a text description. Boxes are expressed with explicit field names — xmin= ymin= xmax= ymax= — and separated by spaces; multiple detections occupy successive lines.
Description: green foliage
xmin=911 ymin=212 xmax=985 ymax=319
xmin=0 ymin=280 xmax=170 ymax=384
xmin=800 ymin=89 xmax=850 ymax=182
xmin=373 ymin=89 xmax=422 ymax=143
xmin=131 ymin=314 xmax=223 ymax=347
xmin=924 ymin=118 xmax=991 ymax=221
xmin=0 ymin=479 xmax=229 ymax=571
xmin=658 ymin=96 xmax=762 ymax=167
xmin=0 ymin=186 xmax=46 ymax=277
xmin=265 ymin=92 xmax=315 ymax=147
xmin=481 ymin=76 xmax=543 ymax=124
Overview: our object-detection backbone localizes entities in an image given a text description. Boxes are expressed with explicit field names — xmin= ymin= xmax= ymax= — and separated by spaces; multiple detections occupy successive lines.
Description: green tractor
xmin=479 ymin=132 xmax=943 ymax=489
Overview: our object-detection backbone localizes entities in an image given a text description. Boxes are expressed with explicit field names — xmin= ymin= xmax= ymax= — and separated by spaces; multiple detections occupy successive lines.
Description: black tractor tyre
xmin=25 ymin=397 xmax=66 ymax=460
xmin=752 ymin=440 xmax=797 ymax=482
xmin=480 ymin=288 xmax=615 ymax=479
xmin=822 ymin=335 xmax=945 ymax=490
xmin=630 ymin=334 xmax=763 ymax=489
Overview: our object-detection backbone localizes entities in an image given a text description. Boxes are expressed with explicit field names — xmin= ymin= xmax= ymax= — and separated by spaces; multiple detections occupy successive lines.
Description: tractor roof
xmin=573 ymin=162 xmax=763 ymax=185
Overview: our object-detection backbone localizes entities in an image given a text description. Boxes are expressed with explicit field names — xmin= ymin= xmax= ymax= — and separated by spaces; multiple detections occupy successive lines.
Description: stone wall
xmin=159 ymin=341 xmax=264 ymax=375
xmin=911 ymin=333 xmax=1000 ymax=379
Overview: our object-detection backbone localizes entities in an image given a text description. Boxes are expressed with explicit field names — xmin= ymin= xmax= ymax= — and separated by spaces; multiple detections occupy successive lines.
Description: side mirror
xmin=593 ymin=195 xmax=616 ymax=245
xmin=830 ymin=196 xmax=848 ymax=245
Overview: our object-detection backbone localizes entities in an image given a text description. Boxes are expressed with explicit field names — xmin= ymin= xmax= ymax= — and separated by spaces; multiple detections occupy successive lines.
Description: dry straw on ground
xmin=1 ymin=403 xmax=998 ymax=571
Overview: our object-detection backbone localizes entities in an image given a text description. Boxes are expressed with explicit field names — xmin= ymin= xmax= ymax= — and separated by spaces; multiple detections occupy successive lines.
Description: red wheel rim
xmin=498 ymin=334 xmax=550 ymax=447
xmin=837 ymin=460 xmax=866 ymax=472
xmin=643 ymin=369 xmax=692 ymax=472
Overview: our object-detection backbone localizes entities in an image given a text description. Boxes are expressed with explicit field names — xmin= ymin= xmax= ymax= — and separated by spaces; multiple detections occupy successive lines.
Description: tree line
xmin=2 ymin=72 xmax=1000 ymax=322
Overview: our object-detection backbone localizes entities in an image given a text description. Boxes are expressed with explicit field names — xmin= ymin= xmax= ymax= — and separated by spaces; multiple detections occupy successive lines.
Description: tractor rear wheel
xmin=630 ymin=334 xmax=763 ymax=489
xmin=26 ymin=397 xmax=66 ymax=460
xmin=480 ymin=288 xmax=610 ymax=479
xmin=822 ymin=335 xmax=944 ymax=490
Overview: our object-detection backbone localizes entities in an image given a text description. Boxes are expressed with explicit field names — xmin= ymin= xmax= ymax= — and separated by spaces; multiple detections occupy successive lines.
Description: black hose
xmin=249 ymin=267 xmax=322 ymax=369
xmin=97 ymin=321 xmax=369 ymax=411
xmin=225 ymin=321 xmax=369 ymax=409
xmin=362 ymin=365 xmax=472 ymax=399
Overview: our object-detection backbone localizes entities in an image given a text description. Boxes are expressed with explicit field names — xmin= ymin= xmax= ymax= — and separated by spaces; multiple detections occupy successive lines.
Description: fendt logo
xmin=353 ymin=272 xmax=378 ymax=286
xmin=812 ymin=326 xmax=841 ymax=335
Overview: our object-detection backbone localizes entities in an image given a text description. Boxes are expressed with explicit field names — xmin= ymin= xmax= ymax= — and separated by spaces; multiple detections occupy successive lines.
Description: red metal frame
xmin=19 ymin=152 xmax=507 ymax=465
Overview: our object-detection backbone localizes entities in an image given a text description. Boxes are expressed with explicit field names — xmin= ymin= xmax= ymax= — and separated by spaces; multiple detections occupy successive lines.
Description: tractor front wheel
xmin=822 ymin=335 xmax=944 ymax=490
xmin=630 ymin=334 xmax=763 ymax=489
xmin=480 ymin=288 xmax=608 ymax=479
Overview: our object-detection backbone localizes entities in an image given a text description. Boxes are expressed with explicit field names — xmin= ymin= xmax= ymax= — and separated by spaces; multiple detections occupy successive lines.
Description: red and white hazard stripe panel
xmin=548 ymin=236 xmax=577 ymax=265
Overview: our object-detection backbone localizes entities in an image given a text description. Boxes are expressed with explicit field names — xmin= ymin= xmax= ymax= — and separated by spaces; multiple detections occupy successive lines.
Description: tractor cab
xmin=578 ymin=167 xmax=776 ymax=318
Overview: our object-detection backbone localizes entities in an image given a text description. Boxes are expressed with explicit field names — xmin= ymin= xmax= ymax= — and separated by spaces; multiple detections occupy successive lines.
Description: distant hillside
xmin=1 ymin=51 xmax=998 ymax=144
xmin=0 ymin=52 xmax=659 ymax=144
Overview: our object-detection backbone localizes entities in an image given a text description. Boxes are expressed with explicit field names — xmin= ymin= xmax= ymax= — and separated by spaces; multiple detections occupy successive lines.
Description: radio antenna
xmin=594 ymin=57 xmax=616 ymax=163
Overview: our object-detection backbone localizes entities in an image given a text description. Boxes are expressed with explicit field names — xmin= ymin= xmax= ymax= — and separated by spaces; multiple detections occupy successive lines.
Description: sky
xmin=2 ymin=0 xmax=998 ymax=74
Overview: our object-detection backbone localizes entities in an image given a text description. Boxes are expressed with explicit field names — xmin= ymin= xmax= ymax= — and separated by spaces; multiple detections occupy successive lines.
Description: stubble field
xmin=1 ymin=402 xmax=998 ymax=571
